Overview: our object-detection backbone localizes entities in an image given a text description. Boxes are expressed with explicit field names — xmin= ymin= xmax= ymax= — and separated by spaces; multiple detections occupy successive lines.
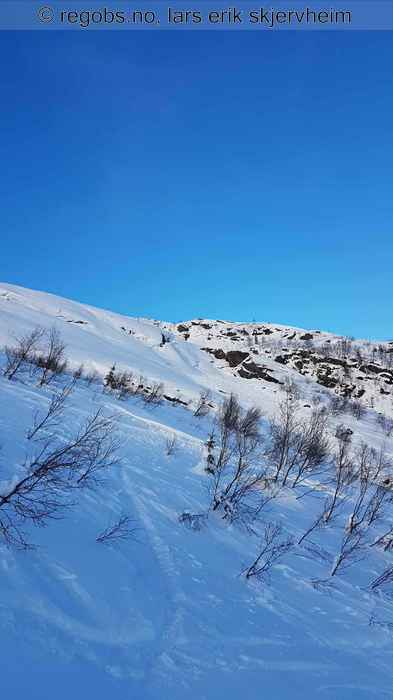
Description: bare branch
xmin=0 ymin=409 xmax=120 ymax=548
xmin=3 ymin=327 xmax=45 ymax=381
xmin=165 ymin=434 xmax=177 ymax=456
xmin=243 ymin=522 xmax=293 ymax=581
xmin=26 ymin=378 xmax=76 ymax=441
xmin=96 ymin=514 xmax=138 ymax=545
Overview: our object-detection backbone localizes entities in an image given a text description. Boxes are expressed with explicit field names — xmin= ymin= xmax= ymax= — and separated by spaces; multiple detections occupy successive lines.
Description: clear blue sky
xmin=1 ymin=30 xmax=392 ymax=339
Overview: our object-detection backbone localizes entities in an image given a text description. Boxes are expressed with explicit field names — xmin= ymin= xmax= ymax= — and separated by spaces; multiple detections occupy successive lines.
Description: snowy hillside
xmin=1 ymin=282 xmax=393 ymax=700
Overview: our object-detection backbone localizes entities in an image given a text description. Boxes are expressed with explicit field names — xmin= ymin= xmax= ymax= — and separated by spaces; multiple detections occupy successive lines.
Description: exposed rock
xmin=202 ymin=348 xmax=227 ymax=360
xmin=238 ymin=361 xmax=283 ymax=384
xmin=275 ymin=355 xmax=288 ymax=365
xmin=163 ymin=394 xmax=188 ymax=406
xmin=359 ymin=363 xmax=383 ymax=375
xmin=317 ymin=374 xmax=338 ymax=389
xmin=191 ymin=321 xmax=212 ymax=330
xmin=225 ymin=350 xmax=249 ymax=367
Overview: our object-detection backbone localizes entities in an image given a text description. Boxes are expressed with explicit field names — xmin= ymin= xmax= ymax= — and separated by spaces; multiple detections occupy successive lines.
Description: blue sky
xmin=0 ymin=29 xmax=392 ymax=339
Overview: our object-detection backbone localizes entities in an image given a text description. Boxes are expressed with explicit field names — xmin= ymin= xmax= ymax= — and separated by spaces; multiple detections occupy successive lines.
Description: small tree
xmin=104 ymin=364 xmax=117 ymax=391
xmin=35 ymin=328 xmax=67 ymax=386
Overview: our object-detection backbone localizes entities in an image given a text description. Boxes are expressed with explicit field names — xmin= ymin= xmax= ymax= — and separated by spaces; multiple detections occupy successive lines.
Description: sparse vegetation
xmin=3 ymin=327 xmax=45 ymax=381
xmin=0 ymin=406 xmax=120 ymax=549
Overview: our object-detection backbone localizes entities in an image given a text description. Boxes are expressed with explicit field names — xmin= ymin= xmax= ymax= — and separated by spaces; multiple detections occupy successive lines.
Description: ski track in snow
xmin=130 ymin=485 xmax=186 ymax=688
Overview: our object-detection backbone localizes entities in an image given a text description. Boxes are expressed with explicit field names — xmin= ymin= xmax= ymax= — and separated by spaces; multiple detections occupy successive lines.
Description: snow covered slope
xmin=1 ymin=282 xmax=393 ymax=700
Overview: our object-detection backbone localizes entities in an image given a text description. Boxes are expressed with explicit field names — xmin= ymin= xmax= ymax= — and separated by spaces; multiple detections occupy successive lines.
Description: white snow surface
xmin=1 ymin=282 xmax=393 ymax=700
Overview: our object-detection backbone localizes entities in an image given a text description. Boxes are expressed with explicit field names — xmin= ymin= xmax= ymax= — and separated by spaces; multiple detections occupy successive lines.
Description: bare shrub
xmin=165 ymin=434 xmax=177 ymax=456
xmin=349 ymin=399 xmax=366 ymax=420
xmin=96 ymin=514 xmax=137 ymax=545
xmin=133 ymin=374 xmax=146 ymax=396
xmin=242 ymin=522 xmax=293 ymax=580
xmin=3 ymin=327 xmax=45 ymax=381
xmin=297 ymin=505 xmax=328 ymax=546
xmin=267 ymin=390 xmax=329 ymax=487
xmin=26 ymin=379 xmax=76 ymax=441
xmin=208 ymin=394 xmax=269 ymax=527
xmin=298 ymin=433 xmax=355 ymax=545
xmin=85 ymin=369 xmax=100 ymax=386
xmin=267 ymin=387 xmax=300 ymax=484
xmin=117 ymin=372 xmax=134 ymax=400
xmin=377 ymin=414 xmax=393 ymax=438
xmin=299 ymin=438 xmax=392 ymax=552
xmin=0 ymin=409 xmax=120 ymax=549
xmin=328 ymin=395 xmax=348 ymax=417
xmin=104 ymin=365 xmax=134 ymax=399
xmin=330 ymin=528 xmax=366 ymax=577
xmin=34 ymin=328 xmax=67 ymax=386
xmin=280 ymin=376 xmax=301 ymax=401
xmin=301 ymin=442 xmax=392 ymax=575
xmin=323 ymin=433 xmax=356 ymax=523
xmin=144 ymin=382 xmax=163 ymax=405
xmin=73 ymin=364 xmax=84 ymax=381
xmin=346 ymin=444 xmax=392 ymax=533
